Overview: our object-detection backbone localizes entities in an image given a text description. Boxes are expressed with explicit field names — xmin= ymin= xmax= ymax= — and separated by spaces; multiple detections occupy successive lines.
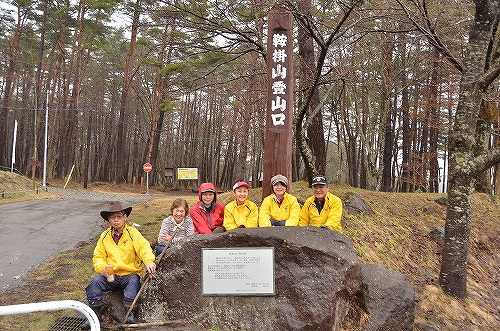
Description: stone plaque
xmin=202 ymin=247 xmax=275 ymax=296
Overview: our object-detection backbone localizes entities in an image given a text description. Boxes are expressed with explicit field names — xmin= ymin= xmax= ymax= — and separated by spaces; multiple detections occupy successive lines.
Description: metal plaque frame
xmin=202 ymin=247 xmax=275 ymax=296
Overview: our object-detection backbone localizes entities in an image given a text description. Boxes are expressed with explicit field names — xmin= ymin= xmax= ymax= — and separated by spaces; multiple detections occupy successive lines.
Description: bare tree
xmin=0 ymin=1 xmax=31 ymax=167
xmin=398 ymin=0 xmax=500 ymax=298
xmin=284 ymin=0 xmax=364 ymax=184
xmin=297 ymin=0 xmax=326 ymax=177
xmin=116 ymin=0 xmax=142 ymax=184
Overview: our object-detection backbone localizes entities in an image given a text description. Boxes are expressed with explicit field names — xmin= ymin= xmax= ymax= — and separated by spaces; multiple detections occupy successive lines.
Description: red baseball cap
xmin=233 ymin=181 xmax=250 ymax=191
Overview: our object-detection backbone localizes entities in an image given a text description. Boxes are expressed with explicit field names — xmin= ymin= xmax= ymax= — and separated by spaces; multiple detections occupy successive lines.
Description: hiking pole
xmin=122 ymin=227 xmax=179 ymax=324
xmin=155 ymin=227 xmax=179 ymax=263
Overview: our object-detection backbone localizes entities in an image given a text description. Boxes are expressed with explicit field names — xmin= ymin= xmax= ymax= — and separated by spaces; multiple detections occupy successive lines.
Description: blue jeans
xmin=155 ymin=245 xmax=165 ymax=256
xmin=86 ymin=273 xmax=141 ymax=303
xmin=270 ymin=219 xmax=285 ymax=226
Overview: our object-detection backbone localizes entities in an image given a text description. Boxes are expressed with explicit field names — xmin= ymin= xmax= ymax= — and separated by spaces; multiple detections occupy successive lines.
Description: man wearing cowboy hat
xmin=81 ymin=202 xmax=156 ymax=328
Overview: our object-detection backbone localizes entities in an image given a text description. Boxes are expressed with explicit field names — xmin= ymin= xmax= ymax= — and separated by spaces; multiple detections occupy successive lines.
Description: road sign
xmin=143 ymin=163 xmax=152 ymax=173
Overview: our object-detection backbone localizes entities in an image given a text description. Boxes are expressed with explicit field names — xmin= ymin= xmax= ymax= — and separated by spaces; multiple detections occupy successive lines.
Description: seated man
xmin=81 ymin=202 xmax=156 ymax=329
xmin=299 ymin=175 xmax=343 ymax=233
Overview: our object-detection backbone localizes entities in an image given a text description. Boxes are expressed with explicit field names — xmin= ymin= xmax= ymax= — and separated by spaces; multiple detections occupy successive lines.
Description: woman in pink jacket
xmin=190 ymin=182 xmax=226 ymax=234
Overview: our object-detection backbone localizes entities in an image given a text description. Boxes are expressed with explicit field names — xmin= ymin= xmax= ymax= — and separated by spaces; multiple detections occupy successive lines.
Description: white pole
xmin=42 ymin=92 xmax=49 ymax=187
xmin=10 ymin=120 xmax=17 ymax=172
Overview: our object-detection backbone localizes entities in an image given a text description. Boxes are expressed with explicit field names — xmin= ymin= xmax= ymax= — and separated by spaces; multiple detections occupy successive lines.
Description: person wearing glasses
xmin=299 ymin=175 xmax=343 ymax=233
xmin=81 ymin=202 xmax=156 ymax=328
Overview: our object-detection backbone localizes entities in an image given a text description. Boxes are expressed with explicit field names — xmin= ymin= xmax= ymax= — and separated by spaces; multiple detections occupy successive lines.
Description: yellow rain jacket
xmin=93 ymin=224 xmax=155 ymax=276
xmin=299 ymin=192 xmax=343 ymax=233
xmin=223 ymin=200 xmax=259 ymax=230
xmin=259 ymin=192 xmax=300 ymax=227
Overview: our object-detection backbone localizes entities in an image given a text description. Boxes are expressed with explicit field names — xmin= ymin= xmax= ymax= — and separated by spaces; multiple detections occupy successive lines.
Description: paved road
xmin=0 ymin=188 xmax=157 ymax=294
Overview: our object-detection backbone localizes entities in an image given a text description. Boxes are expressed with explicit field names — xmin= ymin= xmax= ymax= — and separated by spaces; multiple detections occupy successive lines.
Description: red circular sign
xmin=143 ymin=163 xmax=152 ymax=172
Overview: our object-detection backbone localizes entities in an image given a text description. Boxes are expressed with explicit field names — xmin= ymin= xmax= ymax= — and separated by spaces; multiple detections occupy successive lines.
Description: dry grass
xmin=0 ymin=171 xmax=55 ymax=204
xmin=0 ymin=172 xmax=498 ymax=331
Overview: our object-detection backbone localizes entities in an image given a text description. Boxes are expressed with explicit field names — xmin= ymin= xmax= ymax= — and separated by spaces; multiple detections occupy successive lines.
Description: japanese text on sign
xmin=177 ymin=167 xmax=198 ymax=180
xmin=270 ymin=32 xmax=289 ymax=130
xmin=202 ymin=247 xmax=275 ymax=296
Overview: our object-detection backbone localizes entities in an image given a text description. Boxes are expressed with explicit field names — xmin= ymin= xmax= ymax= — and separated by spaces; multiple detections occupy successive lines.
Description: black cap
xmin=312 ymin=175 xmax=328 ymax=185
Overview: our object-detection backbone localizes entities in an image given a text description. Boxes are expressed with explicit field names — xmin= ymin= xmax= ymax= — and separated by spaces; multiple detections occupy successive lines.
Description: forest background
xmin=1 ymin=0 xmax=483 ymax=193
xmin=1 ymin=0 xmax=500 ymax=303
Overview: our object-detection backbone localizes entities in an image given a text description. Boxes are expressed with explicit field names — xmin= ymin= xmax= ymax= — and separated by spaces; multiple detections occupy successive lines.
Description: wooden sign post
xmin=262 ymin=7 xmax=294 ymax=199
xmin=30 ymin=157 xmax=41 ymax=190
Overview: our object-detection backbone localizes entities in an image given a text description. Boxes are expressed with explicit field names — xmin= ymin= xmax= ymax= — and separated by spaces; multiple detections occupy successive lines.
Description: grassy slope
xmin=0 ymin=172 xmax=498 ymax=330
xmin=0 ymin=171 xmax=55 ymax=203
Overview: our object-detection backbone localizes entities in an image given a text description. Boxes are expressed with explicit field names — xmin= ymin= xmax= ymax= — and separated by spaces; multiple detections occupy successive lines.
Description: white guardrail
xmin=0 ymin=300 xmax=100 ymax=331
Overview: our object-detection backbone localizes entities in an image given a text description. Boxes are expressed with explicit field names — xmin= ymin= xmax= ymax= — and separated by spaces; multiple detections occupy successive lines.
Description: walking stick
xmin=122 ymin=227 xmax=179 ymax=324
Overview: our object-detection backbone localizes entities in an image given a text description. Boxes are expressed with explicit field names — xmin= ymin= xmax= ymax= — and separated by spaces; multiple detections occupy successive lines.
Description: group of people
xmin=222 ymin=174 xmax=343 ymax=233
xmin=81 ymin=174 xmax=342 ymax=328
xmin=161 ymin=174 xmax=342 ymax=236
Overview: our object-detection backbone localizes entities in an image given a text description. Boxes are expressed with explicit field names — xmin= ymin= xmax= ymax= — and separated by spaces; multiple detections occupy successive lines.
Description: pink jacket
xmin=189 ymin=182 xmax=225 ymax=234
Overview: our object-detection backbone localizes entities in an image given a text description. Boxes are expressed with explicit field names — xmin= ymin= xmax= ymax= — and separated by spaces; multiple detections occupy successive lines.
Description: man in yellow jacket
xmin=299 ymin=175 xmax=343 ymax=233
xmin=259 ymin=174 xmax=300 ymax=226
xmin=223 ymin=181 xmax=259 ymax=230
xmin=82 ymin=202 xmax=156 ymax=328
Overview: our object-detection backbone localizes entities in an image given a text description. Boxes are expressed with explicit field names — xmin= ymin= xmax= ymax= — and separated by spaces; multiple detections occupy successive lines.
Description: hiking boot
xmin=80 ymin=301 xmax=102 ymax=329
xmin=125 ymin=311 xmax=138 ymax=324
xmin=123 ymin=301 xmax=138 ymax=324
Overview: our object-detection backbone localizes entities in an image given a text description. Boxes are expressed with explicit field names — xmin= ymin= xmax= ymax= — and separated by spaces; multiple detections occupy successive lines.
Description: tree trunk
xmin=475 ymin=100 xmax=496 ymax=193
xmin=297 ymin=0 xmax=326 ymax=176
xmin=439 ymin=0 xmax=499 ymax=298
xmin=83 ymin=110 xmax=92 ymax=189
xmin=381 ymin=40 xmax=394 ymax=192
xmin=35 ymin=0 xmax=48 ymax=112
xmin=0 ymin=4 xmax=26 ymax=167
xmin=56 ymin=4 xmax=74 ymax=179
xmin=400 ymin=68 xmax=410 ymax=192
xmin=117 ymin=0 xmax=141 ymax=183
xmin=149 ymin=20 xmax=176 ymax=186
xmin=427 ymin=49 xmax=440 ymax=193
xmin=66 ymin=2 xmax=87 ymax=181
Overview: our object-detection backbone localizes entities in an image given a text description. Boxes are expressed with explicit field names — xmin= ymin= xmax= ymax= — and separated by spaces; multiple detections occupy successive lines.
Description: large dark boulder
xmin=358 ymin=264 xmax=415 ymax=331
xmin=429 ymin=226 xmax=445 ymax=246
xmin=344 ymin=194 xmax=373 ymax=214
xmin=131 ymin=227 xmax=414 ymax=331
xmin=140 ymin=227 xmax=361 ymax=331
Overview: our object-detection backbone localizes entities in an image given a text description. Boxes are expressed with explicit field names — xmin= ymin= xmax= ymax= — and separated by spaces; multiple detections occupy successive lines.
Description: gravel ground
xmin=45 ymin=187 xmax=159 ymax=203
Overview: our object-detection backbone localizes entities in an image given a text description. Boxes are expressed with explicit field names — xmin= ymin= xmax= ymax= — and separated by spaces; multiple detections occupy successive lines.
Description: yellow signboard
xmin=177 ymin=167 xmax=198 ymax=180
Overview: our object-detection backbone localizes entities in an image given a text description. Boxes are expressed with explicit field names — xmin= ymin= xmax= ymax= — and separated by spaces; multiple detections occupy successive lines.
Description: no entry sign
xmin=143 ymin=163 xmax=152 ymax=173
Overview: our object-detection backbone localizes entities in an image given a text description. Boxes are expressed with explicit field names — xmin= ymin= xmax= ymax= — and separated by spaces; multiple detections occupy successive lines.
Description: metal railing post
xmin=0 ymin=300 xmax=100 ymax=331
